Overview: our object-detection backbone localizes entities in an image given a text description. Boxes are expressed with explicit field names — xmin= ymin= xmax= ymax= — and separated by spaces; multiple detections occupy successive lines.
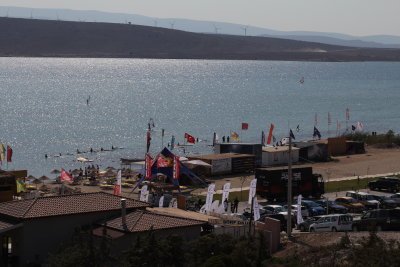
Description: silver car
xmin=309 ymin=214 xmax=353 ymax=232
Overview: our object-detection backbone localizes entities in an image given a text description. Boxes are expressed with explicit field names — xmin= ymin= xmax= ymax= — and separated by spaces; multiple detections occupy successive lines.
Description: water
xmin=0 ymin=58 xmax=399 ymax=177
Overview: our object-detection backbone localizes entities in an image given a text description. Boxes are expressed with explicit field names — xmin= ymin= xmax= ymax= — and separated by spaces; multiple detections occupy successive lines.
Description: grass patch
xmin=325 ymin=177 xmax=378 ymax=193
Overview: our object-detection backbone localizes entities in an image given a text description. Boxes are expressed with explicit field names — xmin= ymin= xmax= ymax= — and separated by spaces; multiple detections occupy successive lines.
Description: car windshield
xmin=365 ymin=195 xmax=375 ymax=200
xmin=304 ymin=201 xmax=319 ymax=207
xmin=346 ymin=198 xmax=358 ymax=203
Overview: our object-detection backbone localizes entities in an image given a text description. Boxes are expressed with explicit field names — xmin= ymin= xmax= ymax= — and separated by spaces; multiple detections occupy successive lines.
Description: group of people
xmin=223 ymin=197 xmax=239 ymax=213
xmin=221 ymin=136 xmax=230 ymax=143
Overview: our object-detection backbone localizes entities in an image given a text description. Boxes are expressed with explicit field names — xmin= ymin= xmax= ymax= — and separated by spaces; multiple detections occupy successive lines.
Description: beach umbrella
xmin=50 ymin=169 xmax=61 ymax=174
xmin=105 ymin=166 xmax=116 ymax=171
xmin=39 ymin=175 xmax=49 ymax=182
xmin=71 ymin=169 xmax=81 ymax=175
xmin=26 ymin=175 xmax=36 ymax=181
xmin=32 ymin=178 xmax=41 ymax=188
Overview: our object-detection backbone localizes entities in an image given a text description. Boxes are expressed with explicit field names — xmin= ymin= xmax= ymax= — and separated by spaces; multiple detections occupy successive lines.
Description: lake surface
xmin=0 ymin=58 xmax=399 ymax=176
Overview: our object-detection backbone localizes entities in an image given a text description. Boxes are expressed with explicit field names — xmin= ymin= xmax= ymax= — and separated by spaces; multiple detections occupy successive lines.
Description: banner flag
xmin=213 ymin=132 xmax=218 ymax=146
xmin=297 ymin=194 xmax=304 ymax=224
xmin=16 ymin=178 xmax=27 ymax=193
xmin=253 ymin=197 xmax=260 ymax=221
xmin=171 ymin=135 xmax=175 ymax=150
xmin=248 ymin=179 xmax=257 ymax=204
xmin=336 ymin=120 xmax=341 ymax=131
xmin=61 ymin=168 xmax=74 ymax=182
xmin=296 ymin=124 xmax=300 ymax=132
xmin=185 ymin=133 xmax=195 ymax=143
xmin=356 ymin=121 xmax=363 ymax=131
xmin=145 ymin=153 xmax=153 ymax=179
xmin=230 ymin=132 xmax=239 ymax=141
xmin=346 ymin=108 xmax=350 ymax=121
xmin=352 ymin=125 xmax=356 ymax=131
xmin=114 ymin=170 xmax=122 ymax=196
xmin=159 ymin=196 xmax=164 ymax=208
xmin=222 ymin=182 xmax=231 ymax=202
xmin=205 ymin=184 xmax=215 ymax=211
xmin=161 ymin=128 xmax=165 ymax=137
xmin=290 ymin=129 xmax=295 ymax=140
xmin=313 ymin=126 xmax=321 ymax=139
xmin=0 ymin=143 xmax=5 ymax=161
xmin=267 ymin=124 xmax=275 ymax=144
xmin=328 ymin=112 xmax=332 ymax=125
xmin=146 ymin=131 xmax=151 ymax=153
xmin=242 ymin=123 xmax=249 ymax=130
xmin=140 ymin=185 xmax=149 ymax=202
xmin=6 ymin=146 xmax=12 ymax=162
xmin=173 ymin=155 xmax=180 ymax=180
xmin=261 ymin=131 xmax=266 ymax=146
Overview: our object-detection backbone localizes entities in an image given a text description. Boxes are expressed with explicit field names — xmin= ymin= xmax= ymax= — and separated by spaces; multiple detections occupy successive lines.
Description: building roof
xmin=262 ymin=146 xmax=299 ymax=152
xmin=148 ymin=207 xmax=219 ymax=222
xmin=0 ymin=192 xmax=150 ymax=220
xmin=103 ymin=210 xmax=205 ymax=233
xmin=190 ymin=153 xmax=255 ymax=161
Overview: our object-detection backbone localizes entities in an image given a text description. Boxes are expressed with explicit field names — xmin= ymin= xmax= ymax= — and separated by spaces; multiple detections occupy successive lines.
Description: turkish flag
xmin=242 ymin=123 xmax=249 ymax=130
xmin=185 ymin=133 xmax=195 ymax=143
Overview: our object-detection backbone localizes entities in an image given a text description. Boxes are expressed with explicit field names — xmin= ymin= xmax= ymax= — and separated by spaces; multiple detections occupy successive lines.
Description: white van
xmin=309 ymin=214 xmax=353 ymax=232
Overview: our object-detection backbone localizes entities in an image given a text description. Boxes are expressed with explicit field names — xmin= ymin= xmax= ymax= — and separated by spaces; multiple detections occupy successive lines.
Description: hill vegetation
xmin=2 ymin=17 xmax=400 ymax=61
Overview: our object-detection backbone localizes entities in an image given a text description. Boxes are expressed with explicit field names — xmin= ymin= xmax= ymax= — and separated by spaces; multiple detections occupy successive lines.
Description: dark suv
xmin=352 ymin=209 xmax=400 ymax=231
xmin=368 ymin=177 xmax=400 ymax=193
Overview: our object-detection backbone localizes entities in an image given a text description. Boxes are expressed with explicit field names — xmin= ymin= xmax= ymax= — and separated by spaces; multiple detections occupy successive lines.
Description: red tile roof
xmin=0 ymin=192 xmax=150 ymax=220
xmin=104 ymin=210 xmax=205 ymax=233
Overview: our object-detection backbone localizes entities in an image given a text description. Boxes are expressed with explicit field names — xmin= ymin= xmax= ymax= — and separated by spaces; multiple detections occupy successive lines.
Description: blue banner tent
xmin=135 ymin=147 xmax=207 ymax=188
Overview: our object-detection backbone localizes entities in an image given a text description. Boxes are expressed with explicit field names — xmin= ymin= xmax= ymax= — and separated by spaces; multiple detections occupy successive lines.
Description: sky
xmin=1 ymin=0 xmax=400 ymax=36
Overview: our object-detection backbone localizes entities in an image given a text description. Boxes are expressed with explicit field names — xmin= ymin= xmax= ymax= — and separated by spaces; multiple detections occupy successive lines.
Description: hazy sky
xmin=1 ymin=0 xmax=400 ymax=36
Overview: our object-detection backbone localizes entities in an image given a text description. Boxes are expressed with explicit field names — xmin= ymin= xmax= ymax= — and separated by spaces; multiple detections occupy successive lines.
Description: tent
xmin=135 ymin=147 xmax=207 ymax=188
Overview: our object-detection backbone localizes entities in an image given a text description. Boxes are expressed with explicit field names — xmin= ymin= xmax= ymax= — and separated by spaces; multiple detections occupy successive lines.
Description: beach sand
xmin=41 ymin=147 xmax=400 ymax=196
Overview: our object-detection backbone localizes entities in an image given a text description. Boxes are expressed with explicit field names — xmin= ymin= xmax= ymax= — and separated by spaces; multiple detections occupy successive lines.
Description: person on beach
xmin=227 ymin=136 xmax=230 ymax=143
xmin=222 ymin=136 xmax=225 ymax=143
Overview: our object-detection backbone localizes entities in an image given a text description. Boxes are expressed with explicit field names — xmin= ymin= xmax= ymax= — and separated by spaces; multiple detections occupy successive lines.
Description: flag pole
xmin=287 ymin=132 xmax=293 ymax=237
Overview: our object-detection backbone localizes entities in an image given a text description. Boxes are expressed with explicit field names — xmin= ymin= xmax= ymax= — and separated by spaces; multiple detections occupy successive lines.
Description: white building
xmin=261 ymin=146 xmax=299 ymax=167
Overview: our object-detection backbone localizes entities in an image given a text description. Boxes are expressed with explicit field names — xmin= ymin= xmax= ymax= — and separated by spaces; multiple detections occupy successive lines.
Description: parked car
xmin=335 ymin=197 xmax=364 ymax=213
xmin=389 ymin=193 xmax=400 ymax=206
xmin=261 ymin=205 xmax=285 ymax=215
xmin=352 ymin=209 xmax=400 ymax=231
xmin=345 ymin=191 xmax=380 ymax=209
xmin=301 ymin=200 xmax=326 ymax=216
xmin=309 ymin=214 xmax=353 ymax=232
xmin=371 ymin=195 xmax=397 ymax=209
xmin=368 ymin=177 xmax=400 ymax=193
xmin=315 ymin=199 xmax=348 ymax=214
xmin=297 ymin=216 xmax=323 ymax=232
xmin=262 ymin=213 xmax=295 ymax=232
xmin=283 ymin=204 xmax=309 ymax=217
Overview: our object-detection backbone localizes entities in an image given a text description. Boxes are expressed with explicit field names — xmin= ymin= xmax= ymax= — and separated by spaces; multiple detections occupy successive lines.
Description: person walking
xmin=223 ymin=199 xmax=228 ymax=212
xmin=233 ymin=197 xmax=239 ymax=213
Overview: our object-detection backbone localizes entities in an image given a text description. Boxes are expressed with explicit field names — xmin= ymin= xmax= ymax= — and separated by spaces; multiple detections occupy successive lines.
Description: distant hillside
xmin=1 ymin=17 xmax=400 ymax=61
xmin=2 ymin=6 xmax=400 ymax=48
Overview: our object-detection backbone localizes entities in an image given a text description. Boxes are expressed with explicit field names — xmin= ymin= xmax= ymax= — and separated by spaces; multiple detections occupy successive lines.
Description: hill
xmin=2 ymin=17 xmax=400 ymax=61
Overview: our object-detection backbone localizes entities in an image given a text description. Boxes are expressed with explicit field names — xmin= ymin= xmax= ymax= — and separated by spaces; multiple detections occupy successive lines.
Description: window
xmin=331 ymin=216 xmax=337 ymax=222
xmin=324 ymin=217 xmax=331 ymax=223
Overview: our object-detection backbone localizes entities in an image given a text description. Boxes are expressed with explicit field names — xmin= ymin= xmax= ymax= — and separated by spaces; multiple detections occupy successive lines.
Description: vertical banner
xmin=113 ymin=170 xmax=122 ymax=196
xmin=221 ymin=182 xmax=231 ymax=202
xmin=140 ymin=185 xmax=148 ymax=202
xmin=253 ymin=197 xmax=260 ymax=221
xmin=205 ymin=184 xmax=215 ymax=211
xmin=170 ymin=135 xmax=175 ymax=151
xmin=145 ymin=153 xmax=152 ymax=180
xmin=146 ymin=131 xmax=151 ymax=153
xmin=261 ymin=131 xmax=266 ymax=146
xmin=173 ymin=155 xmax=180 ymax=180
xmin=267 ymin=124 xmax=275 ymax=144
xmin=328 ymin=112 xmax=332 ymax=125
xmin=346 ymin=108 xmax=350 ymax=121
xmin=248 ymin=179 xmax=257 ymax=204
xmin=159 ymin=196 xmax=164 ymax=208
xmin=6 ymin=146 xmax=12 ymax=162
xmin=297 ymin=194 xmax=304 ymax=224
xmin=242 ymin=123 xmax=249 ymax=130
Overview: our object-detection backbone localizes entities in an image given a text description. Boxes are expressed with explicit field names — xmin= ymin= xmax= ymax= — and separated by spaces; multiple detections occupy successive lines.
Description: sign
xmin=253 ymin=197 xmax=260 ymax=221
xmin=205 ymin=184 xmax=215 ymax=211
xmin=248 ymin=179 xmax=257 ymax=204
xmin=297 ymin=194 xmax=304 ymax=224
xmin=221 ymin=182 xmax=231 ymax=202
xmin=211 ymin=158 xmax=232 ymax=174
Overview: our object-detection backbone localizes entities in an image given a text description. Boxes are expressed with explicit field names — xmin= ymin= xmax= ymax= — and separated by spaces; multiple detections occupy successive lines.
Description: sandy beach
xmin=40 ymin=147 xmax=400 ymax=197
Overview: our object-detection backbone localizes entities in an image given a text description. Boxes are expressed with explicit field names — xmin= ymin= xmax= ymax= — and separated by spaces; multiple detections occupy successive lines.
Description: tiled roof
xmin=104 ymin=210 xmax=205 ymax=233
xmin=0 ymin=192 xmax=150 ymax=220
xmin=0 ymin=219 xmax=17 ymax=232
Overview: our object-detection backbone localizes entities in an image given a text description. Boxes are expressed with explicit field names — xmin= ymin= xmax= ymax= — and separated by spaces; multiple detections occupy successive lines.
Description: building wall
xmin=0 ymin=227 xmax=23 ymax=266
xmin=19 ymin=210 xmax=130 ymax=266
xmin=261 ymin=150 xmax=299 ymax=167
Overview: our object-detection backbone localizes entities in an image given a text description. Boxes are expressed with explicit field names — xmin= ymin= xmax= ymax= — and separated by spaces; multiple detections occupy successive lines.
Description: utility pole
xmin=287 ymin=133 xmax=293 ymax=236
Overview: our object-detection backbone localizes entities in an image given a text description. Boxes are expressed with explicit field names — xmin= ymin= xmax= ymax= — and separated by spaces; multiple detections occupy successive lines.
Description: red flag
xmin=145 ymin=153 xmax=153 ymax=180
xmin=346 ymin=108 xmax=350 ymax=121
xmin=185 ymin=133 xmax=195 ymax=144
xmin=173 ymin=155 xmax=180 ymax=180
xmin=242 ymin=123 xmax=249 ymax=130
xmin=61 ymin=168 xmax=73 ymax=182
xmin=267 ymin=124 xmax=275 ymax=144
xmin=6 ymin=146 xmax=12 ymax=162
